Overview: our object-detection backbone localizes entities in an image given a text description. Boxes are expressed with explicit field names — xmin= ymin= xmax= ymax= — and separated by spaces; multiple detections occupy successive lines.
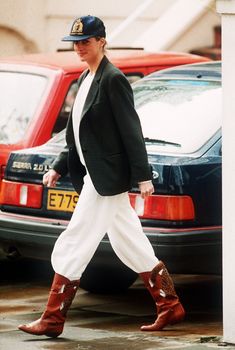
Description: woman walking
xmin=18 ymin=15 xmax=185 ymax=338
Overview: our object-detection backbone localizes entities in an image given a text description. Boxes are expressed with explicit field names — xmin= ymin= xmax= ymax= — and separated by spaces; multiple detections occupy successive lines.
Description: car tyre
xmin=80 ymin=264 xmax=138 ymax=294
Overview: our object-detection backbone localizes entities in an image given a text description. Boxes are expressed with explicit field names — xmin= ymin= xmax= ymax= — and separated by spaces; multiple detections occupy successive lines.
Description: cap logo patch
xmin=71 ymin=19 xmax=84 ymax=35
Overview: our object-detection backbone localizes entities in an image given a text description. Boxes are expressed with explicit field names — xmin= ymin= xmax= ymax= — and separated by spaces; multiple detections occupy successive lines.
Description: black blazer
xmin=52 ymin=55 xmax=152 ymax=196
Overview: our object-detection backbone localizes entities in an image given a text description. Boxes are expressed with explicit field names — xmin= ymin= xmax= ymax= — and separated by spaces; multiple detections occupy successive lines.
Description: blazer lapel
xmin=77 ymin=69 xmax=89 ymax=88
xmin=81 ymin=55 xmax=109 ymax=120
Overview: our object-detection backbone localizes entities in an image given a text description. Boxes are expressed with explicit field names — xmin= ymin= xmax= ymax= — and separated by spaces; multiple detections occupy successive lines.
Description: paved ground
xmin=0 ymin=255 xmax=234 ymax=350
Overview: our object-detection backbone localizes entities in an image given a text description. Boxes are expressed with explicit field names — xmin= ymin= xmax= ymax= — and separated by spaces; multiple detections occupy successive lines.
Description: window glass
xmin=0 ymin=72 xmax=47 ymax=144
xmin=133 ymin=79 xmax=221 ymax=154
xmin=52 ymin=81 xmax=78 ymax=136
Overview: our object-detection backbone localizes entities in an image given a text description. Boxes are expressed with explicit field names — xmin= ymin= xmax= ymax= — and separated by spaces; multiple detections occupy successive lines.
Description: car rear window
xmin=0 ymin=72 xmax=47 ymax=144
xmin=133 ymin=79 xmax=221 ymax=154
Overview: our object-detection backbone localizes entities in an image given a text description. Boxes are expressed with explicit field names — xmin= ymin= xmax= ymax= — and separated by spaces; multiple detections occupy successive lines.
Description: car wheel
xmin=80 ymin=264 xmax=138 ymax=294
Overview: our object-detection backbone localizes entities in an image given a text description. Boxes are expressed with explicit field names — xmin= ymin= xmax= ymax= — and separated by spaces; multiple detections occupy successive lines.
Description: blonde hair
xmin=95 ymin=36 xmax=107 ymax=52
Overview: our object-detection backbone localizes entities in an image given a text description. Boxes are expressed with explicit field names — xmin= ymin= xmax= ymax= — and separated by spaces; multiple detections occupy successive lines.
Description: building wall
xmin=0 ymin=0 xmax=46 ymax=55
xmin=169 ymin=6 xmax=220 ymax=52
xmin=0 ymin=0 xmax=221 ymax=56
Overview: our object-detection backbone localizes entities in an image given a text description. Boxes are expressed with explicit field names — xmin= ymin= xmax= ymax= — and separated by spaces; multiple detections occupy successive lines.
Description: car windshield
xmin=133 ymin=79 xmax=221 ymax=154
xmin=0 ymin=71 xmax=47 ymax=144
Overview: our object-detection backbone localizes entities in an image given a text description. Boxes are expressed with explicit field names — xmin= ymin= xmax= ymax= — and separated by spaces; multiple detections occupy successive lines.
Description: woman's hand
xmin=43 ymin=169 xmax=61 ymax=187
xmin=138 ymin=180 xmax=154 ymax=199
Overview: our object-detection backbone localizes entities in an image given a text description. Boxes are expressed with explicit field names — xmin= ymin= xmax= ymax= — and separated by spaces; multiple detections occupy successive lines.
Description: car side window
xmin=211 ymin=137 xmax=222 ymax=156
xmin=52 ymin=81 xmax=78 ymax=136
xmin=0 ymin=72 xmax=47 ymax=144
xmin=125 ymin=73 xmax=144 ymax=84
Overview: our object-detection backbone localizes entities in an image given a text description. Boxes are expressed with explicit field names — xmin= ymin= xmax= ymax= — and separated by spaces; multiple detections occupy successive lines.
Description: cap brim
xmin=62 ymin=34 xmax=94 ymax=42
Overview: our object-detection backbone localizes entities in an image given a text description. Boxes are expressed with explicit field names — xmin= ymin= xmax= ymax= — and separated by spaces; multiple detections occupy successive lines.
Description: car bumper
xmin=144 ymin=226 xmax=222 ymax=274
xmin=0 ymin=212 xmax=221 ymax=274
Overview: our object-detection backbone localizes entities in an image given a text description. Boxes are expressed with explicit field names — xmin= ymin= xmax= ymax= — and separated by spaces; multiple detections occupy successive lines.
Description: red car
xmin=0 ymin=50 xmax=209 ymax=188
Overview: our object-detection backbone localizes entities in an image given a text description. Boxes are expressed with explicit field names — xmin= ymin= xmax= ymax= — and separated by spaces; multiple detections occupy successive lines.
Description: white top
xmin=72 ymin=72 xmax=95 ymax=166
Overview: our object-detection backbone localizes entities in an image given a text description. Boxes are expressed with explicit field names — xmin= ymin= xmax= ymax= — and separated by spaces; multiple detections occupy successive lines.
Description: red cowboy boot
xmin=18 ymin=273 xmax=80 ymax=337
xmin=140 ymin=261 xmax=185 ymax=331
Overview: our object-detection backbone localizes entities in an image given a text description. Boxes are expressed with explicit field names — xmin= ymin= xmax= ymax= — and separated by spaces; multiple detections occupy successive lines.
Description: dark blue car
xmin=0 ymin=61 xmax=222 ymax=293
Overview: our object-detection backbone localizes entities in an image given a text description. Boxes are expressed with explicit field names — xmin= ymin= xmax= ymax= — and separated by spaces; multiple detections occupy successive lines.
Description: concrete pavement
xmin=0 ymin=278 xmax=232 ymax=349
xmin=0 ymin=255 xmax=233 ymax=349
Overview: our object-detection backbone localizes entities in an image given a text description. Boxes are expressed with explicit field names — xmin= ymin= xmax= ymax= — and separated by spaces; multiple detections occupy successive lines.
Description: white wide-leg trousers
xmin=51 ymin=174 xmax=158 ymax=280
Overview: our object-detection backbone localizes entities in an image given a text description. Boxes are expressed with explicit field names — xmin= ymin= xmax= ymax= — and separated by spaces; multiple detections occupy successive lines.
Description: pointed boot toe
xmin=18 ymin=319 xmax=63 ymax=338
xmin=18 ymin=319 xmax=43 ymax=335
xmin=140 ymin=303 xmax=185 ymax=331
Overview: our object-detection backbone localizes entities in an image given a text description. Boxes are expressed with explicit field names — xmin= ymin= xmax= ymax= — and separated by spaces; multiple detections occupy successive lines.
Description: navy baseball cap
xmin=62 ymin=15 xmax=106 ymax=42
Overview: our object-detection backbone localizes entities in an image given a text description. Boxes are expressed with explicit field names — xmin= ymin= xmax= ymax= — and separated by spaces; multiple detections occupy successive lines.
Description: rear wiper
xmin=144 ymin=137 xmax=181 ymax=147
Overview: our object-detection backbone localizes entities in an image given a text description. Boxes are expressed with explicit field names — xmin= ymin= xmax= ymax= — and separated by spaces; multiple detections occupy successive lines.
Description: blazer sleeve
xmin=51 ymin=144 xmax=69 ymax=176
xmin=107 ymin=72 xmax=152 ymax=184
xmin=51 ymin=104 xmax=75 ymax=177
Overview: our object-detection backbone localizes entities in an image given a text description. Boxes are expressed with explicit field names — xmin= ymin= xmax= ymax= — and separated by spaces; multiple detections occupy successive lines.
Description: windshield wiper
xmin=144 ymin=137 xmax=181 ymax=147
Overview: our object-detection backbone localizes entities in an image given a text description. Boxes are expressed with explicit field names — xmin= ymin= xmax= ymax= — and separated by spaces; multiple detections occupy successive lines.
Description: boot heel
xmin=45 ymin=331 xmax=62 ymax=338
xmin=169 ymin=303 xmax=185 ymax=325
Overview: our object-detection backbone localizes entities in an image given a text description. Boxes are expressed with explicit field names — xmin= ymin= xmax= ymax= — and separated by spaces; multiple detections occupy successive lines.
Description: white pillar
xmin=217 ymin=0 xmax=235 ymax=344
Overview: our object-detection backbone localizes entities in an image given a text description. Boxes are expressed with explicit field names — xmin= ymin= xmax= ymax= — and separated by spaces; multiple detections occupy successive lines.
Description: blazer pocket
xmin=105 ymin=152 xmax=125 ymax=159
xmin=104 ymin=152 xmax=129 ymax=170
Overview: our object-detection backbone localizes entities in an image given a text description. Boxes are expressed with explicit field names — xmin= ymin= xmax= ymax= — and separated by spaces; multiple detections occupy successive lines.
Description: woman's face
xmin=73 ymin=38 xmax=105 ymax=63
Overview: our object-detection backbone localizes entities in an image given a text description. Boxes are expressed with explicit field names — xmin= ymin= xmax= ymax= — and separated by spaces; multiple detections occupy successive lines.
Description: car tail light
xmin=0 ymin=180 xmax=43 ymax=208
xmin=129 ymin=193 xmax=195 ymax=221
